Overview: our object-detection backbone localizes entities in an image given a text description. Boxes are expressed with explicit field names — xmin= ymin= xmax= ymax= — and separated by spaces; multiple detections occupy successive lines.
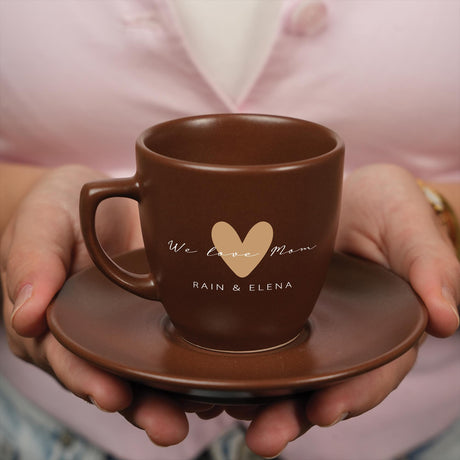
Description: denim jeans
xmin=0 ymin=375 xmax=267 ymax=460
xmin=396 ymin=415 xmax=460 ymax=460
xmin=0 ymin=374 xmax=114 ymax=460
xmin=1 ymin=373 xmax=459 ymax=460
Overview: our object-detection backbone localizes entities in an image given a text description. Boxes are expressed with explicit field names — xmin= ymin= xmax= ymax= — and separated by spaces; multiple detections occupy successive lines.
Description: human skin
xmin=1 ymin=162 xmax=459 ymax=457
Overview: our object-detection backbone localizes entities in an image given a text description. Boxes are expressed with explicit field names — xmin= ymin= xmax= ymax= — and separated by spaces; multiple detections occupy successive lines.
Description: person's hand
xmin=236 ymin=164 xmax=460 ymax=458
xmin=3 ymin=163 xmax=458 ymax=456
xmin=1 ymin=164 xmax=213 ymax=446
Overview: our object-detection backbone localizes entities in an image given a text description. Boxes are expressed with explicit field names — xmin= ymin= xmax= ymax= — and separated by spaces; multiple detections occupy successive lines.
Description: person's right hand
xmin=1 ymin=165 xmax=202 ymax=446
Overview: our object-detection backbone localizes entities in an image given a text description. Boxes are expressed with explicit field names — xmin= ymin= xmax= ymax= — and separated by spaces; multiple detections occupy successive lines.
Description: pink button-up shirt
xmin=1 ymin=1 xmax=459 ymax=459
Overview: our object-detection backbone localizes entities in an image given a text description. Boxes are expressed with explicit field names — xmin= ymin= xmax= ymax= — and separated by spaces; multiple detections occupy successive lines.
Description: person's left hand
xmin=227 ymin=164 xmax=460 ymax=458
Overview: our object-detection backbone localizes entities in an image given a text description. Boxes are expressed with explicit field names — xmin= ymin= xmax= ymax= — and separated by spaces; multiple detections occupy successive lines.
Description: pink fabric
xmin=1 ymin=0 xmax=459 ymax=180
xmin=1 ymin=1 xmax=459 ymax=459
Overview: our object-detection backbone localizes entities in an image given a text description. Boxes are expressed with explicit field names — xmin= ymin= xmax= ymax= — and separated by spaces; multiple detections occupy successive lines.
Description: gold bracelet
xmin=417 ymin=179 xmax=460 ymax=260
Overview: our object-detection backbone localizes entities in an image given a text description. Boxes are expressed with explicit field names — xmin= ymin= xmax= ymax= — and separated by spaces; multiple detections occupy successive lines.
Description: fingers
xmin=225 ymin=404 xmax=262 ymax=421
xmin=244 ymin=345 xmax=417 ymax=457
xmin=305 ymin=346 xmax=418 ymax=427
xmin=178 ymin=400 xmax=224 ymax=419
xmin=245 ymin=399 xmax=312 ymax=458
xmin=46 ymin=333 xmax=189 ymax=447
xmin=121 ymin=388 xmax=189 ymax=447
xmin=43 ymin=331 xmax=190 ymax=447
xmin=40 ymin=333 xmax=133 ymax=412
xmin=195 ymin=406 xmax=225 ymax=420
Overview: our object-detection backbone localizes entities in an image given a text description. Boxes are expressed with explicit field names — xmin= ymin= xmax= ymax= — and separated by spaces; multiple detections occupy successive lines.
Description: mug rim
xmin=136 ymin=113 xmax=344 ymax=172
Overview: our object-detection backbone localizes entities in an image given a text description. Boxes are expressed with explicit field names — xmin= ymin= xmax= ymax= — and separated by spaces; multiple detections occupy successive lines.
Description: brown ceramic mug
xmin=80 ymin=114 xmax=344 ymax=352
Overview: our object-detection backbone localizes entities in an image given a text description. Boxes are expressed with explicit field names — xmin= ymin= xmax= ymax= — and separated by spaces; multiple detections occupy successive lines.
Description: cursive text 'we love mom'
xmin=167 ymin=240 xmax=317 ymax=257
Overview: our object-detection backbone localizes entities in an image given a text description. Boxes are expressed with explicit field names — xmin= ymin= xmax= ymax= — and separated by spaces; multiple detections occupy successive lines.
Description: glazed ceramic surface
xmin=80 ymin=114 xmax=344 ymax=351
xmin=47 ymin=250 xmax=427 ymax=404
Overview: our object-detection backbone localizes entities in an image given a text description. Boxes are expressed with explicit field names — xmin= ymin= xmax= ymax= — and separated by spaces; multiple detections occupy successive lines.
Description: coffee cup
xmin=80 ymin=114 xmax=344 ymax=352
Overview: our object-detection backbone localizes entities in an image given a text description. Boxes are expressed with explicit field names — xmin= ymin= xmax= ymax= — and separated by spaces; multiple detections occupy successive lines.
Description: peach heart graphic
xmin=211 ymin=221 xmax=274 ymax=278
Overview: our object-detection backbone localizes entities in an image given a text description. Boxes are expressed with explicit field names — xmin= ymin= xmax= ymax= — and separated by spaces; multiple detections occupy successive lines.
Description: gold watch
xmin=417 ymin=180 xmax=460 ymax=260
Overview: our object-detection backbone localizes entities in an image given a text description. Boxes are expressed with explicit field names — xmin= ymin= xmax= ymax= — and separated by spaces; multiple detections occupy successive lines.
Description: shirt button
xmin=285 ymin=0 xmax=328 ymax=36
xmin=123 ymin=11 xmax=158 ymax=28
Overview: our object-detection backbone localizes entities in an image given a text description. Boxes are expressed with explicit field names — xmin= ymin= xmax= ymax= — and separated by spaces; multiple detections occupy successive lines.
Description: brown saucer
xmin=47 ymin=250 xmax=427 ymax=405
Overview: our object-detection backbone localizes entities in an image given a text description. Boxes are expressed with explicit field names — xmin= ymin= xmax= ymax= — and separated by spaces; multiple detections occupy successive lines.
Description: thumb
xmin=2 ymin=201 xmax=74 ymax=337
xmin=382 ymin=183 xmax=460 ymax=338
xmin=405 ymin=245 xmax=459 ymax=338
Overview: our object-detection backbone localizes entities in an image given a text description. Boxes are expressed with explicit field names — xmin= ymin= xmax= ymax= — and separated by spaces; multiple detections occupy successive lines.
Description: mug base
xmin=164 ymin=317 xmax=311 ymax=354
xmin=182 ymin=334 xmax=302 ymax=354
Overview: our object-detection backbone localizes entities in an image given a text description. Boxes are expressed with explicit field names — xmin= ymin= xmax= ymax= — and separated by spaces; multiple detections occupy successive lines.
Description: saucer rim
xmin=47 ymin=249 xmax=428 ymax=398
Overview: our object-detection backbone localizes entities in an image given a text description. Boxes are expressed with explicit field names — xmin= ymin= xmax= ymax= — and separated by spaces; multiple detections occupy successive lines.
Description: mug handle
xmin=80 ymin=177 xmax=158 ymax=300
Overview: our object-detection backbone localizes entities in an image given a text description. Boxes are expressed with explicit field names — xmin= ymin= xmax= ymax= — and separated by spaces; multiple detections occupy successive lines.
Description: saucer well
xmin=47 ymin=250 xmax=427 ymax=404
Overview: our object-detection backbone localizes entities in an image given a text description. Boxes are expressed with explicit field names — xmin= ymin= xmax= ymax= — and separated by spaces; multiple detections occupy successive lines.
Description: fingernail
xmin=263 ymin=453 xmax=283 ymax=460
xmin=325 ymin=412 xmax=349 ymax=427
xmin=12 ymin=284 xmax=33 ymax=318
xmin=89 ymin=396 xmax=111 ymax=413
xmin=442 ymin=286 xmax=459 ymax=329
